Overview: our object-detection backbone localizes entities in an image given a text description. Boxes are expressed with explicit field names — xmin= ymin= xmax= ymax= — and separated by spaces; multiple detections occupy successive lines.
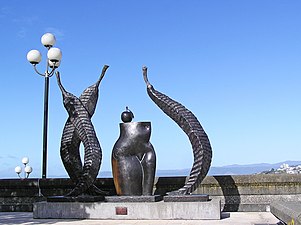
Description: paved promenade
xmin=0 ymin=212 xmax=281 ymax=225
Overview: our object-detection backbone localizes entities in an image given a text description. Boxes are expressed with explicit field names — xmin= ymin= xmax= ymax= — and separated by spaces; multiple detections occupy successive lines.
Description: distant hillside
xmin=208 ymin=161 xmax=301 ymax=175
xmin=96 ymin=160 xmax=301 ymax=178
xmin=150 ymin=160 xmax=301 ymax=177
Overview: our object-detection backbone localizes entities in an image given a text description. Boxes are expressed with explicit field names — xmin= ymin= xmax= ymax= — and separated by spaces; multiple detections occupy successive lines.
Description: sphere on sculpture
xmin=121 ymin=107 xmax=134 ymax=123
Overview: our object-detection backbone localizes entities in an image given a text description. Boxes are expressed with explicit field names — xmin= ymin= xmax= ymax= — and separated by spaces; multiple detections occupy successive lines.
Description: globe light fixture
xmin=15 ymin=157 xmax=33 ymax=179
xmin=22 ymin=157 xmax=29 ymax=165
xmin=15 ymin=166 xmax=22 ymax=178
xmin=24 ymin=166 xmax=33 ymax=178
xmin=27 ymin=33 xmax=62 ymax=179
xmin=47 ymin=47 xmax=62 ymax=62
xmin=48 ymin=60 xmax=61 ymax=69
xmin=26 ymin=50 xmax=42 ymax=64
xmin=41 ymin=33 xmax=56 ymax=47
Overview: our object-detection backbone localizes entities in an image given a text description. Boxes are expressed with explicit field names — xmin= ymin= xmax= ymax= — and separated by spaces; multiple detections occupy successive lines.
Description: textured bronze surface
xmin=143 ymin=66 xmax=212 ymax=195
xmin=56 ymin=65 xmax=109 ymax=196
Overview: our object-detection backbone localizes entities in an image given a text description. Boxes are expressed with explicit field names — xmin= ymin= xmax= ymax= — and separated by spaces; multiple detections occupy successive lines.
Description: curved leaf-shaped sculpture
xmin=143 ymin=66 xmax=212 ymax=195
xmin=56 ymin=65 xmax=108 ymax=196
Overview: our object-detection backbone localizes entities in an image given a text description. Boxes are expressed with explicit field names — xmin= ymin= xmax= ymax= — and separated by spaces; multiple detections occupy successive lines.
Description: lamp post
xmin=27 ymin=33 xmax=62 ymax=179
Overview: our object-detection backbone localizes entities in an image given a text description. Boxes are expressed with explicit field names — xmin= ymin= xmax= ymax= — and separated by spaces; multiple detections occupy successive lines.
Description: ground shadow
xmin=221 ymin=212 xmax=230 ymax=219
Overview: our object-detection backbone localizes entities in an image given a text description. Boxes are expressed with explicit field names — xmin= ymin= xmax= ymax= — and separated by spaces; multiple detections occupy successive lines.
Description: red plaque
xmin=115 ymin=207 xmax=128 ymax=215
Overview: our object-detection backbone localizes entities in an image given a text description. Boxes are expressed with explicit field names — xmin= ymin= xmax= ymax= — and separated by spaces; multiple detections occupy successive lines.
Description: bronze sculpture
xmin=55 ymin=64 xmax=210 ymax=198
xmin=143 ymin=66 xmax=212 ymax=195
xmin=56 ymin=65 xmax=109 ymax=196
xmin=111 ymin=108 xmax=156 ymax=196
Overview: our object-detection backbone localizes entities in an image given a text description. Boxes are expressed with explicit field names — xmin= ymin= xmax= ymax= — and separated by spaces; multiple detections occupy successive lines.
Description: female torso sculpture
xmin=112 ymin=109 xmax=156 ymax=196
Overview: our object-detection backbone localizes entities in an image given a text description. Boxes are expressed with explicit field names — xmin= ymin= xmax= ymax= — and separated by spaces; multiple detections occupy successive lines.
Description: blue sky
xmin=0 ymin=1 xmax=300 ymax=178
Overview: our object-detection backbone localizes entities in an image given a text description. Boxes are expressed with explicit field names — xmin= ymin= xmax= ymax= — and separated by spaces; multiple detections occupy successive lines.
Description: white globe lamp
xmin=27 ymin=50 xmax=42 ymax=64
xmin=47 ymin=47 xmax=62 ymax=62
xmin=22 ymin=157 xmax=29 ymax=165
xmin=25 ymin=166 xmax=33 ymax=178
xmin=48 ymin=59 xmax=61 ymax=68
xmin=15 ymin=166 xmax=22 ymax=178
xmin=41 ymin=33 xmax=56 ymax=47
xmin=15 ymin=166 xmax=22 ymax=174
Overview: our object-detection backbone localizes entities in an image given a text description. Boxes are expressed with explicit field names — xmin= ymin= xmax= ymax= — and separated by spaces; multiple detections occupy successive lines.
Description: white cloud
xmin=0 ymin=7 xmax=12 ymax=18
xmin=17 ymin=27 xmax=27 ymax=39
xmin=12 ymin=16 xmax=38 ymax=26
xmin=1 ymin=7 xmax=38 ymax=39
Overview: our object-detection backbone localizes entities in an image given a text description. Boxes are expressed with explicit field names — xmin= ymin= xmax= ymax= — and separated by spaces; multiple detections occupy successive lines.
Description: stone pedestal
xmin=164 ymin=194 xmax=209 ymax=202
xmin=47 ymin=196 xmax=105 ymax=202
xmin=33 ymin=198 xmax=221 ymax=220
xmin=105 ymin=195 xmax=163 ymax=202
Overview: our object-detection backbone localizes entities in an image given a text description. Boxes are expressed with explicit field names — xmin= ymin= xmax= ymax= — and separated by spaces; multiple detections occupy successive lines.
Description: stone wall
xmin=1 ymin=174 xmax=300 ymax=212
xmin=154 ymin=174 xmax=301 ymax=212
xmin=0 ymin=178 xmax=115 ymax=212
xmin=198 ymin=174 xmax=301 ymax=212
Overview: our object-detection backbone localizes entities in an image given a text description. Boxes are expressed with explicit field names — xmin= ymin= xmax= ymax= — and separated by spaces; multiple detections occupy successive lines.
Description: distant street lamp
xmin=27 ymin=33 xmax=62 ymax=179
xmin=15 ymin=157 xmax=33 ymax=179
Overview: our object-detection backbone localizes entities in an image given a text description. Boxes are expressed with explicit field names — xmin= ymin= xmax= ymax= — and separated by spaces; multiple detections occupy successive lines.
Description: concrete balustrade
xmin=0 ymin=174 xmax=300 ymax=212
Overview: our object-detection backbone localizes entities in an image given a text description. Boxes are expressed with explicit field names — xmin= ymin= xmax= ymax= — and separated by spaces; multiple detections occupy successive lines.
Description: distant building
xmin=260 ymin=163 xmax=301 ymax=174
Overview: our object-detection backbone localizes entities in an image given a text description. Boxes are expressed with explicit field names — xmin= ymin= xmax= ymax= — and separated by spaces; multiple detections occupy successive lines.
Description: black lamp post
xmin=27 ymin=33 xmax=62 ymax=178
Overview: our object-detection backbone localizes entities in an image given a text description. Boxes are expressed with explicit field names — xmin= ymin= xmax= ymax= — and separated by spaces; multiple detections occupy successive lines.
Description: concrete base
xmin=47 ymin=196 xmax=105 ymax=202
xmin=270 ymin=201 xmax=301 ymax=225
xmin=33 ymin=199 xmax=221 ymax=220
xmin=164 ymin=194 xmax=209 ymax=202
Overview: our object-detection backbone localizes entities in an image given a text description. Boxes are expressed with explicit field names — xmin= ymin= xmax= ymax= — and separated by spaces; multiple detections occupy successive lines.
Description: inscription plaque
xmin=115 ymin=207 xmax=128 ymax=215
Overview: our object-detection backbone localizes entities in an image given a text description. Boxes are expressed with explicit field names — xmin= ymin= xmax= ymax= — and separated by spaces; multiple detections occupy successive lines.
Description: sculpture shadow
xmin=213 ymin=175 xmax=241 ymax=212
xmin=153 ymin=175 xmax=241 ymax=211
xmin=154 ymin=176 xmax=187 ymax=195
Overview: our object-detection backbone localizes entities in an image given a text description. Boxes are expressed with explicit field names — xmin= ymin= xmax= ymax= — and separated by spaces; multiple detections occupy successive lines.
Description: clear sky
xmin=0 ymin=1 xmax=300 ymax=178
